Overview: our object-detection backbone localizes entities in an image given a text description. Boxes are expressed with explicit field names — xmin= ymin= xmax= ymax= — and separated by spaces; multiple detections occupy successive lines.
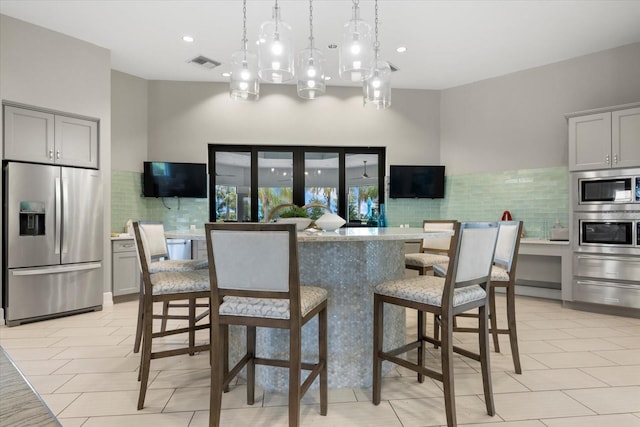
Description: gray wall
xmin=112 ymin=71 xmax=148 ymax=172
xmin=146 ymin=81 xmax=441 ymax=173
xmin=441 ymin=42 xmax=640 ymax=175
xmin=0 ymin=15 xmax=112 ymax=300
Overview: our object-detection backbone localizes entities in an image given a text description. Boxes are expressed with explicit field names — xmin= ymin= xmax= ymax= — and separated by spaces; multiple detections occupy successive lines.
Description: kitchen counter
xmin=517 ymin=238 xmax=573 ymax=301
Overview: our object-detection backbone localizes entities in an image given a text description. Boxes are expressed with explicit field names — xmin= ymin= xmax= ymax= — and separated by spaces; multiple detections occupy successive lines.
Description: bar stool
xmin=373 ymin=222 xmax=499 ymax=427
xmin=405 ymin=220 xmax=457 ymax=275
xmin=205 ymin=222 xmax=328 ymax=427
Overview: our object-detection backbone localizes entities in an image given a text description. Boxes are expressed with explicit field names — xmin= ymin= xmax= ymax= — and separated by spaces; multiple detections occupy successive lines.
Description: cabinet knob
xmin=56 ymin=150 xmax=60 ymax=159
xmin=605 ymin=154 xmax=610 ymax=164
xmin=613 ymin=154 xmax=618 ymax=164
xmin=49 ymin=149 xmax=54 ymax=159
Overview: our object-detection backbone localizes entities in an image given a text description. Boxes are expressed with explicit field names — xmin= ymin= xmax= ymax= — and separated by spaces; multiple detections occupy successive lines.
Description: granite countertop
xmin=521 ymin=238 xmax=570 ymax=245
xmin=165 ymin=227 xmax=452 ymax=242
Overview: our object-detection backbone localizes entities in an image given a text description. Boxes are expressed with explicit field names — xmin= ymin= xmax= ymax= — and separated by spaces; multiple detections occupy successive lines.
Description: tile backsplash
xmin=385 ymin=166 xmax=569 ymax=238
xmin=112 ymin=166 xmax=569 ymax=239
xmin=111 ymin=170 xmax=208 ymax=232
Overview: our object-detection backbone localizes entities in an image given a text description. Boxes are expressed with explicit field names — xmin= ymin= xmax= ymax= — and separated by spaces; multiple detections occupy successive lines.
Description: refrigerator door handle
xmin=62 ymin=177 xmax=70 ymax=254
xmin=55 ymin=176 xmax=62 ymax=255
xmin=11 ymin=262 xmax=102 ymax=276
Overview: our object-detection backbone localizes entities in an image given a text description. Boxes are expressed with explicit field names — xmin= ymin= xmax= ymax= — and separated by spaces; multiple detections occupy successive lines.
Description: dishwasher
xmin=166 ymin=239 xmax=192 ymax=260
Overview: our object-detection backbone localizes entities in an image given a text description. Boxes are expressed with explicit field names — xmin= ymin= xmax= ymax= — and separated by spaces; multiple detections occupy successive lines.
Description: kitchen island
xmin=166 ymin=227 xmax=452 ymax=389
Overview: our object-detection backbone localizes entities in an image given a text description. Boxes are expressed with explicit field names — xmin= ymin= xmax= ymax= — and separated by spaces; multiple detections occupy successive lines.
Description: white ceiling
xmin=2 ymin=0 xmax=640 ymax=90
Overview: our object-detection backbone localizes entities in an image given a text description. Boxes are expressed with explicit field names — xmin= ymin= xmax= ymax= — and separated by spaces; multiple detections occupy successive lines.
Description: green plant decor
xmin=279 ymin=206 xmax=309 ymax=218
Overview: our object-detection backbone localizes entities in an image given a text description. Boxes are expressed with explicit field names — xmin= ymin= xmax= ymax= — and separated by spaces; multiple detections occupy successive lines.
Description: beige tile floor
xmin=1 ymin=294 xmax=640 ymax=427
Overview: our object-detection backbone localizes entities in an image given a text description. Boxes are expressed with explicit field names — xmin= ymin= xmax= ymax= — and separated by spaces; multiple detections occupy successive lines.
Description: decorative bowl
xmin=314 ymin=213 xmax=346 ymax=232
xmin=277 ymin=217 xmax=312 ymax=231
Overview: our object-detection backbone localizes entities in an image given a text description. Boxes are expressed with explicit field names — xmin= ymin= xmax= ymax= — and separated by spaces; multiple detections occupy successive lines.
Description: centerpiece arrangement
xmin=265 ymin=203 xmax=345 ymax=232
xmin=276 ymin=205 xmax=312 ymax=231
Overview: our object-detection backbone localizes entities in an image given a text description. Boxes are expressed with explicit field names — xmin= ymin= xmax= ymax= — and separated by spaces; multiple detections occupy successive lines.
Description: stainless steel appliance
xmin=572 ymin=167 xmax=640 ymax=310
xmin=3 ymin=162 xmax=103 ymax=325
xmin=573 ymin=167 xmax=640 ymax=212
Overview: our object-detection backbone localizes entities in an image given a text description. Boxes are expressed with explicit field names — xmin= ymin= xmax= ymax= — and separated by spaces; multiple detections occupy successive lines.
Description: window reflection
xmin=305 ymin=152 xmax=338 ymax=219
xmin=214 ymin=152 xmax=251 ymax=221
xmin=257 ymin=151 xmax=293 ymax=221
xmin=346 ymin=153 xmax=380 ymax=225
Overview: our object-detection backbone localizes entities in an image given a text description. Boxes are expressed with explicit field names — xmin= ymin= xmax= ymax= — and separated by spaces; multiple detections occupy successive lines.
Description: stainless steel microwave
xmin=573 ymin=167 xmax=640 ymax=212
xmin=574 ymin=212 xmax=639 ymax=255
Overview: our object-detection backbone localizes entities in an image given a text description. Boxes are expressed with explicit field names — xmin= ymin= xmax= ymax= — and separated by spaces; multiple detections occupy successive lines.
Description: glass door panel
xmin=346 ymin=153 xmax=380 ymax=225
xmin=214 ymin=151 xmax=251 ymax=222
xmin=258 ymin=151 xmax=293 ymax=221
xmin=304 ymin=152 xmax=339 ymax=219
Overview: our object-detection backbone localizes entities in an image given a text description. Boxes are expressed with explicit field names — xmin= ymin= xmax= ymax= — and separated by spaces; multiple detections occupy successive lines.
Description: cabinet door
xmin=3 ymin=106 xmax=55 ymax=163
xmin=612 ymin=107 xmax=640 ymax=169
xmin=192 ymin=240 xmax=208 ymax=261
xmin=112 ymin=242 xmax=141 ymax=296
xmin=568 ymin=112 xmax=612 ymax=171
xmin=55 ymin=115 xmax=99 ymax=168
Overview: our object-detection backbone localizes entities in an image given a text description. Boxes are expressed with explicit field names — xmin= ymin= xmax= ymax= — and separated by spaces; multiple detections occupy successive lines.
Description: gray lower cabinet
xmin=193 ymin=240 xmax=208 ymax=261
xmin=112 ymin=239 xmax=141 ymax=297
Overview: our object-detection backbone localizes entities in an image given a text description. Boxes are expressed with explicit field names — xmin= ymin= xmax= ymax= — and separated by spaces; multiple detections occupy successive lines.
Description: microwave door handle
xmin=62 ymin=177 xmax=69 ymax=254
xmin=54 ymin=177 xmax=61 ymax=255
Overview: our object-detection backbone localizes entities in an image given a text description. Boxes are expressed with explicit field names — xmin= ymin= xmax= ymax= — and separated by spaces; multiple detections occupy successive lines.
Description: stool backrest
xmin=445 ymin=222 xmax=499 ymax=292
xmin=137 ymin=222 xmax=169 ymax=259
xmin=494 ymin=221 xmax=523 ymax=273
xmin=205 ymin=222 xmax=300 ymax=305
xmin=420 ymin=220 xmax=457 ymax=254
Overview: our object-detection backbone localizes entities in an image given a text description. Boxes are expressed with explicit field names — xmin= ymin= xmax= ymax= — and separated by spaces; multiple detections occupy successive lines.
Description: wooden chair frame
xmin=374 ymin=222 xmax=499 ymax=427
xmin=446 ymin=220 xmax=524 ymax=374
xmin=133 ymin=221 xmax=210 ymax=410
xmin=132 ymin=221 xmax=208 ymax=354
xmin=205 ymin=222 xmax=327 ymax=427
xmin=405 ymin=219 xmax=457 ymax=275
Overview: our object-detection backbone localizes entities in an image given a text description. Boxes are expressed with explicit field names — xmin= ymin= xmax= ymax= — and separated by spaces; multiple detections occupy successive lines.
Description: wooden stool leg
xmin=209 ymin=323 xmax=224 ymax=427
xmin=433 ymin=314 xmax=440 ymax=348
xmin=288 ymin=326 xmax=301 ymax=427
xmin=137 ymin=297 xmax=154 ymax=409
xmin=161 ymin=301 xmax=170 ymax=332
xmin=479 ymin=304 xmax=495 ymax=415
xmin=372 ymin=294 xmax=384 ymax=405
xmin=246 ymin=326 xmax=256 ymax=405
xmin=440 ymin=314 xmax=456 ymax=427
xmin=506 ymin=283 xmax=522 ymax=374
xmin=417 ymin=310 xmax=425 ymax=383
xmin=319 ymin=306 xmax=328 ymax=416
xmin=188 ymin=298 xmax=196 ymax=356
xmin=133 ymin=290 xmax=144 ymax=353
xmin=489 ymin=286 xmax=500 ymax=352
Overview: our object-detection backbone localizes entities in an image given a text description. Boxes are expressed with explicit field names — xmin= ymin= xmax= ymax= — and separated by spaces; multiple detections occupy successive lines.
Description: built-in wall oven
xmin=572 ymin=168 xmax=640 ymax=311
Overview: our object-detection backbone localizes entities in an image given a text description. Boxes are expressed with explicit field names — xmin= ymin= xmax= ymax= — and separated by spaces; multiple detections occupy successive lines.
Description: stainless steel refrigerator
xmin=3 ymin=162 xmax=103 ymax=326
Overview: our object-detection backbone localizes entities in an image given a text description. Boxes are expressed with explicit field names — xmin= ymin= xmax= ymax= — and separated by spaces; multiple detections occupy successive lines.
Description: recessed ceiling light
xmin=396 ymin=46 xmax=407 ymax=53
xmin=328 ymin=44 xmax=338 ymax=49
xmin=182 ymin=35 xmax=195 ymax=43
xmin=325 ymin=76 xmax=332 ymax=81
xmin=222 ymin=72 xmax=230 ymax=77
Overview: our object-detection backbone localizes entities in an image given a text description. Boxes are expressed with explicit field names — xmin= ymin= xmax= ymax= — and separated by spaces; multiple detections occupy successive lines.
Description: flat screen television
xmin=389 ymin=165 xmax=445 ymax=199
xmin=143 ymin=162 xmax=207 ymax=198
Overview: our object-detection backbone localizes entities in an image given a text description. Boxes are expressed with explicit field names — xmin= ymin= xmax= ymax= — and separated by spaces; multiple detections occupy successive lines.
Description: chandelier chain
xmin=308 ymin=0 xmax=314 ymax=48
xmin=374 ymin=0 xmax=380 ymax=54
xmin=241 ymin=0 xmax=247 ymax=51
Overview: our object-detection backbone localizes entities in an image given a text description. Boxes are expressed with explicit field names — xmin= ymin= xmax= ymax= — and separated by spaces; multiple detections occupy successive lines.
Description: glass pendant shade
xmin=363 ymin=59 xmax=391 ymax=109
xmin=296 ymin=47 xmax=326 ymax=99
xmin=230 ymin=49 xmax=260 ymax=101
xmin=339 ymin=3 xmax=374 ymax=82
xmin=258 ymin=6 xmax=295 ymax=83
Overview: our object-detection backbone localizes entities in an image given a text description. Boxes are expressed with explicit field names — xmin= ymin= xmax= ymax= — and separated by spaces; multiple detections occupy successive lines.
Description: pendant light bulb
xmin=363 ymin=0 xmax=391 ymax=109
xmin=297 ymin=0 xmax=326 ymax=99
xmin=339 ymin=0 xmax=374 ymax=82
xmin=258 ymin=1 xmax=295 ymax=83
xmin=230 ymin=0 xmax=259 ymax=101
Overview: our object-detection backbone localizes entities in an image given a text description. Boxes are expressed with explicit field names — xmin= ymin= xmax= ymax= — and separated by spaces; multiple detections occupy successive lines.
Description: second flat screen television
xmin=143 ymin=162 xmax=207 ymax=198
xmin=389 ymin=165 xmax=445 ymax=199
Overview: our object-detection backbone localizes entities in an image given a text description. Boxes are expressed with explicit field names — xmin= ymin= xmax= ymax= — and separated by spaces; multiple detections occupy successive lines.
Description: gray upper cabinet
xmin=568 ymin=106 xmax=640 ymax=171
xmin=4 ymin=105 xmax=98 ymax=168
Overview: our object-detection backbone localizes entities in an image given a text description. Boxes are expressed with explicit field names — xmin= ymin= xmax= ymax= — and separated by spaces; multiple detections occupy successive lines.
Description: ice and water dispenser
xmin=19 ymin=201 xmax=45 ymax=236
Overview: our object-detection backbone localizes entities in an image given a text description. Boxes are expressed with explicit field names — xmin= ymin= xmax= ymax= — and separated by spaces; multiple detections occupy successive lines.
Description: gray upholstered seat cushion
xmin=149 ymin=259 xmax=208 ymax=273
xmin=374 ymin=276 xmax=486 ymax=307
xmin=433 ymin=262 xmax=510 ymax=282
xmin=219 ymin=286 xmax=328 ymax=320
xmin=405 ymin=252 xmax=449 ymax=268
xmin=150 ymin=269 xmax=210 ymax=295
